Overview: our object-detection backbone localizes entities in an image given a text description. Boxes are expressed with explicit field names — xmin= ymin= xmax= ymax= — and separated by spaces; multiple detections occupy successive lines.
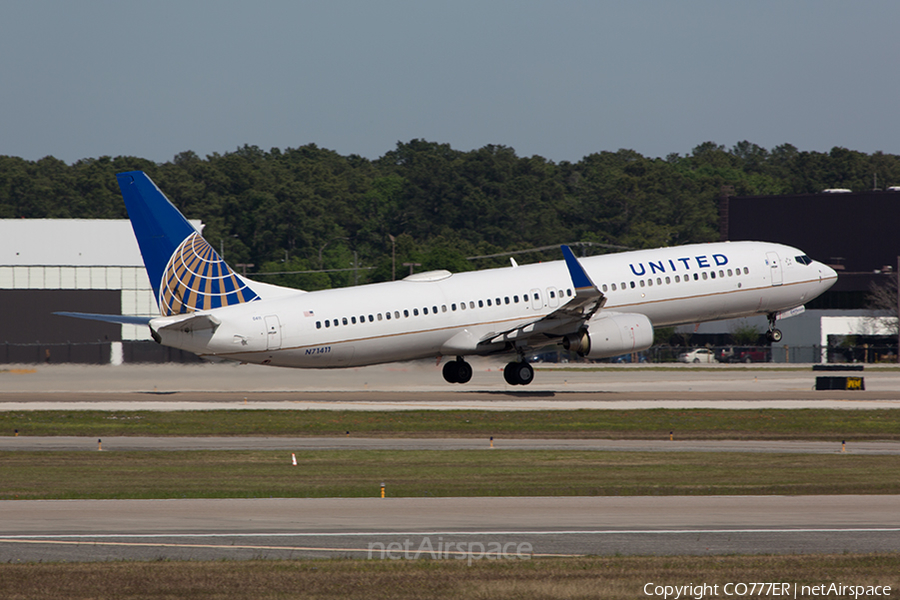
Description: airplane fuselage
xmin=151 ymin=240 xmax=836 ymax=368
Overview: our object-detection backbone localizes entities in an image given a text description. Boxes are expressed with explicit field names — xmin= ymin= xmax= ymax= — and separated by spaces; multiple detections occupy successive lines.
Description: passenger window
xmin=550 ymin=290 xmax=556 ymax=298
xmin=452 ymin=303 xmax=457 ymax=311
xmin=325 ymin=320 xmax=330 ymax=328
xmin=403 ymin=310 xmax=409 ymax=318
xmin=470 ymin=301 xmax=475 ymax=309
xmin=478 ymin=300 xmax=484 ymax=308
xmin=630 ymin=281 xmax=636 ymax=289
xmin=487 ymin=299 xmax=492 ymax=307
xmin=710 ymin=271 xmax=716 ymax=279
xmin=505 ymin=297 xmax=510 ymax=305
xmin=657 ymin=278 xmax=662 ymax=285
xmin=602 ymin=284 xmax=608 ymax=292
xmin=333 ymin=319 xmax=338 ymax=327
xmin=702 ymin=272 xmax=708 ymax=280
xmin=641 ymin=280 xmax=646 ymax=287
xmin=719 ymin=270 xmax=724 ymax=278
xmin=316 ymin=321 xmax=322 ymax=329
xmin=423 ymin=307 xmax=429 ymax=315
xmin=532 ymin=293 xmax=538 ymax=301
xmin=675 ymin=276 xmax=680 ymax=283
xmin=567 ymin=289 xmax=572 ymax=297
xmin=394 ymin=311 xmax=400 ymax=319
xmin=611 ymin=283 xmax=617 ymax=291
xmin=727 ymin=269 xmax=733 ymax=277
xmin=385 ymin=312 xmax=391 ymax=320
xmin=351 ymin=316 xmax=357 ymax=324
xmin=693 ymin=273 xmax=699 ymax=281
xmin=513 ymin=295 xmax=519 ymax=303
xmin=414 ymin=308 xmax=419 ymax=316
xmin=665 ymin=277 xmax=670 ymax=284
xmin=342 ymin=317 xmax=348 ymax=325
xmin=368 ymin=315 xmax=374 ymax=322
xmin=496 ymin=298 xmax=502 ymax=305
xmin=377 ymin=314 xmax=383 ymax=321
xmin=743 ymin=267 xmax=749 ymax=275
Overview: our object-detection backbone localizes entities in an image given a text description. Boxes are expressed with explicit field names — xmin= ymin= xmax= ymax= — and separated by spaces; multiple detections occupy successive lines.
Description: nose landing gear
xmin=766 ymin=314 xmax=783 ymax=343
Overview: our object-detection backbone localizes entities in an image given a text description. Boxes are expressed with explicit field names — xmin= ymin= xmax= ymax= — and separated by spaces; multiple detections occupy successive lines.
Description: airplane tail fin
xmin=116 ymin=171 xmax=260 ymax=316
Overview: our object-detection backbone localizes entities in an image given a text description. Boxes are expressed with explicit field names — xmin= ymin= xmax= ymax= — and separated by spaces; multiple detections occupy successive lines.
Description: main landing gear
xmin=766 ymin=314 xmax=783 ymax=343
xmin=503 ymin=360 xmax=534 ymax=386
xmin=442 ymin=357 xmax=473 ymax=384
xmin=441 ymin=356 xmax=535 ymax=386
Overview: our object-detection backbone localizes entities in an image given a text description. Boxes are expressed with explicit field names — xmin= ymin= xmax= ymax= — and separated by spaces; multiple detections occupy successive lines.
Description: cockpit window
xmin=795 ymin=255 xmax=813 ymax=266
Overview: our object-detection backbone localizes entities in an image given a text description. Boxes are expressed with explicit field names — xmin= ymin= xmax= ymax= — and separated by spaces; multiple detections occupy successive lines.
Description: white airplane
xmin=61 ymin=171 xmax=838 ymax=385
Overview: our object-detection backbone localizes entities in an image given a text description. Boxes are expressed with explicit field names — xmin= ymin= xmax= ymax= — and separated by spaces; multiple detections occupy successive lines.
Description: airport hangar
xmin=2 ymin=187 xmax=899 ymax=365
xmin=0 ymin=219 xmax=201 ymax=364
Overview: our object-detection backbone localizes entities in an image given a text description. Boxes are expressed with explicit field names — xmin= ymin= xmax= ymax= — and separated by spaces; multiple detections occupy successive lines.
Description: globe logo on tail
xmin=159 ymin=233 xmax=259 ymax=316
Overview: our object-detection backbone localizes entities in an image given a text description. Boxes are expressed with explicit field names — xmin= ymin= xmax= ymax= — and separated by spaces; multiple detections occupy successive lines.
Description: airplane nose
xmin=819 ymin=263 xmax=838 ymax=285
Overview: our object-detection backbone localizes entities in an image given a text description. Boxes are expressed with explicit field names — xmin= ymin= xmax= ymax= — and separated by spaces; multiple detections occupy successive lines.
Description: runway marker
xmin=291 ymin=453 xmax=297 ymax=466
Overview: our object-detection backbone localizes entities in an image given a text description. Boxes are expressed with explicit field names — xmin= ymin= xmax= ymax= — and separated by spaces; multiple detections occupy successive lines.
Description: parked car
xmin=719 ymin=347 xmax=769 ymax=363
xmin=678 ymin=348 xmax=718 ymax=363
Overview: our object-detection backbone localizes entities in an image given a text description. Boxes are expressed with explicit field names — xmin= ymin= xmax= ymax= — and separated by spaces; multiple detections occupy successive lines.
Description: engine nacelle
xmin=562 ymin=313 xmax=654 ymax=359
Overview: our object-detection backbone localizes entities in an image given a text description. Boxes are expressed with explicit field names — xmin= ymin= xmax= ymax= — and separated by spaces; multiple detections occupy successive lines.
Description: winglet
xmin=561 ymin=245 xmax=597 ymax=292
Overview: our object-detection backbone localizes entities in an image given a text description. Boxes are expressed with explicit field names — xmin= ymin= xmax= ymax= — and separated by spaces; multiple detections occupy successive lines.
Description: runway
xmin=2 ymin=362 xmax=898 ymax=561
xmin=2 ymin=362 xmax=900 ymax=411
xmin=2 ymin=496 xmax=898 ymax=561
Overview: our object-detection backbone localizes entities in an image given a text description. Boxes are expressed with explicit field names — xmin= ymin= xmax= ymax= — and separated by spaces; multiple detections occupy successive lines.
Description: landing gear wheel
xmin=503 ymin=361 xmax=534 ymax=386
xmin=442 ymin=359 xmax=472 ymax=384
xmin=765 ymin=329 xmax=783 ymax=343
xmin=442 ymin=361 xmax=459 ymax=383
xmin=455 ymin=360 xmax=473 ymax=384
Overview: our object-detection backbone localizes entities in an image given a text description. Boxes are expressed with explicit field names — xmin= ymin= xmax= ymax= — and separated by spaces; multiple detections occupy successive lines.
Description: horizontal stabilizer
xmin=53 ymin=312 xmax=153 ymax=325
xmin=151 ymin=312 xmax=222 ymax=333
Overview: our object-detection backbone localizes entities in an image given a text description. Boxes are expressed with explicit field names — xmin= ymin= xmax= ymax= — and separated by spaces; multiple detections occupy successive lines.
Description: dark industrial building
xmin=720 ymin=188 xmax=900 ymax=309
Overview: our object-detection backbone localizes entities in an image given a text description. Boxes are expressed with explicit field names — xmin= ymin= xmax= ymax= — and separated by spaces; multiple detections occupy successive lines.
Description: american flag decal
xmin=304 ymin=310 xmax=315 ymax=317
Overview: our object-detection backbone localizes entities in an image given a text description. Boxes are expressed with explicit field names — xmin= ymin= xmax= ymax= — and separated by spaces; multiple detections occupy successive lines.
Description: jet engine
xmin=562 ymin=313 xmax=654 ymax=359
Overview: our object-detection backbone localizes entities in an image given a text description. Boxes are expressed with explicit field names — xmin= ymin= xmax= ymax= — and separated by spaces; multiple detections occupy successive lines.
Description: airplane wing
xmin=53 ymin=312 xmax=154 ymax=325
xmin=481 ymin=245 xmax=606 ymax=346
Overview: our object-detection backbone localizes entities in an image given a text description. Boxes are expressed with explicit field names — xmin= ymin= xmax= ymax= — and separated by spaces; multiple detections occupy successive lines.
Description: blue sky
xmin=2 ymin=1 xmax=898 ymax=164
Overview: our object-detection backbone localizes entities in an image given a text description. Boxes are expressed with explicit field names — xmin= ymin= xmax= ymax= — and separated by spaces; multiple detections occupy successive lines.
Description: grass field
xmin=3 ymin=449 xmax=898 ymax=499
xmin=0 ymin=555 xmax=897 ymax=600
xmin=3 ymin=408 xmax=900 ymax=439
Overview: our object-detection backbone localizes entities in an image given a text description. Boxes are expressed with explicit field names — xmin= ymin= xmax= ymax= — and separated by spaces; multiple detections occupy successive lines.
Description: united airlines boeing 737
xmin=60 ymin=171 xmax=838 ymax=385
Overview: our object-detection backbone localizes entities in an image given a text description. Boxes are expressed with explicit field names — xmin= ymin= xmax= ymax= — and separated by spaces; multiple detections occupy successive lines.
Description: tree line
xmin=1 ymin=140 xmax=898 ymax=290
